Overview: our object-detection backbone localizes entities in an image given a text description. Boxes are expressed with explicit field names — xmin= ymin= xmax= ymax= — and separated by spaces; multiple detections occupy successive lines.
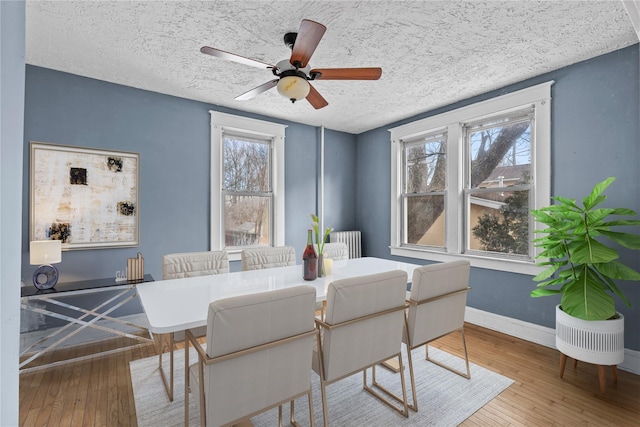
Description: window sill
xmin=390 ymin=246 xmax=544 ymax=275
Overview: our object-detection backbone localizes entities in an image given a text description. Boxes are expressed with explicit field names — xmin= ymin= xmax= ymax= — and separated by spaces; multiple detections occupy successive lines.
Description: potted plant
xmin=311 ymin=214 xmax=333 ymax=276
xmin=530 ymin=177 xmax=640 ymax=390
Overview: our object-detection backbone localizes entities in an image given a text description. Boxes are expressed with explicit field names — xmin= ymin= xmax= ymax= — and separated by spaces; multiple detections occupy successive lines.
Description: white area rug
xmin=130 ymin=346 xmax=513 ymax=426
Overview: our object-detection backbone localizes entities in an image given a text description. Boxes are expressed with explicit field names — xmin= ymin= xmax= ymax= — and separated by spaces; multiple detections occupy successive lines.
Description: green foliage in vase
xmin=310 ymin=214 xmax=333 ymax=255
xmin=531 ymin=177 xmax=640 ymax=321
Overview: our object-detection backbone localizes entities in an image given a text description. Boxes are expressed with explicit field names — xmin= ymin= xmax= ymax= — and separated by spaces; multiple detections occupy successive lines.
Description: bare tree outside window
xmin=223 ymin=136 xmax=272 ymax=247
xmin=467 ymin=117 xmax=532 ymax=256
xmin=402 ymin=117 xmax=531 ymax=254
xmin=403 ymin=135 xmax=446 ymax=246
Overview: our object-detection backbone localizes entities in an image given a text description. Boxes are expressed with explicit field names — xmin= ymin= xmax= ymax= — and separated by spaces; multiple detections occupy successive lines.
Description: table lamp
xmin=30 ymin=240 xmax=62 ymax=290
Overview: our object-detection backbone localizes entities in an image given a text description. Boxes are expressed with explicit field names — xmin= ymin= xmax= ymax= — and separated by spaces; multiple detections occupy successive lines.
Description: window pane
xmin=404 ymin=136 xmax=446 ymax=193
xmin=468 ymin=120 xmax=531 ymax=189
xmin=224 ymin=195 xmax=271 ymax=247
xmin=469 ymin=190 xmax=529 ymax=256
xmin=404 ymin=195 xmax=445 ymax=247
xmin=224 ymin=136 xmax=270 ymax=192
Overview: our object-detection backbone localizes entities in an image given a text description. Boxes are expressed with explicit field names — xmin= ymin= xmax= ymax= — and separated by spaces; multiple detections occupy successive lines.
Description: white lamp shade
xmin=277 ymin=76 xmax=310 ymax=101
xmin=30 ymin=240 xmax=62 ymax=265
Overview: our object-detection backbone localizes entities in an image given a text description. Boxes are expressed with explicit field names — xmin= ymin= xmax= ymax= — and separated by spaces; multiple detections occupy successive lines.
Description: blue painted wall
xmin=356 ymin=45 xmax=640 ymax=350
xmin=22 ymin=45 xmax=640 ymax=350
xmin=22 ymin=65 xmax=357 ymax=302
xmin=323 ymin=128 xmax=358 ymax=232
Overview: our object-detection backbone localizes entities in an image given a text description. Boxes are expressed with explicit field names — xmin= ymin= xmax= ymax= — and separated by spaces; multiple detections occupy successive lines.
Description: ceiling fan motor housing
xmin=273 ymin=59 xmax=310 ymax=77
xmin=283 ymin=32 xmax=297 ymax=50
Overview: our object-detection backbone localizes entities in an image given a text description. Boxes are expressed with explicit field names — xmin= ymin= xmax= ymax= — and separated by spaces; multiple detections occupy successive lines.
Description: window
xmin=390 ymin=82 xmax=552 ymax=274
xmin=401 ymin=131 xmax=447 ymax=248
xmin=210 ymin=111 xmax=286 ymax=261
xmin=464 ymin=109 xmax=533 ymax=258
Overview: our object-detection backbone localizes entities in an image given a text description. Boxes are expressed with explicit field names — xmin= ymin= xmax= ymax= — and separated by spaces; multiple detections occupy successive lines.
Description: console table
xmin=20 ymin=274 xmax=154 ymax=372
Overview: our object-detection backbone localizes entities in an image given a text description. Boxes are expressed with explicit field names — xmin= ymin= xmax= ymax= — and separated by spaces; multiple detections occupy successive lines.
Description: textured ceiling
xmin=26 ymin=1 xmax=637 ymax=134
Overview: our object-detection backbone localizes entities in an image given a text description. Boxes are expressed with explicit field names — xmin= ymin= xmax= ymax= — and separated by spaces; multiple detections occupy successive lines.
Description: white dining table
xmin=136 ymin=256 xmax=421 ymax=400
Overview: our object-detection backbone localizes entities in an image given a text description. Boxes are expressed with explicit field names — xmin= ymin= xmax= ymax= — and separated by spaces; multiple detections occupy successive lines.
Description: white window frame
xmin=210 ymin=111 xmax=286 ymax=261
xmin=389 ymin=81 xmax=553 ymax=275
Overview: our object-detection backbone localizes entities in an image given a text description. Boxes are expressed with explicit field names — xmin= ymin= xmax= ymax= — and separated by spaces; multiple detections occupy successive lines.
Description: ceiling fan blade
xmin=200 ymin=46 xmax=274 ymax=69
xmin=290 ymin=19 xmax=326 ymax=69
xmin=235 ymin=79 xmax=279 ymax=101
xmin=306 ymin=83 xmax=328 ymax=109
xmin=310 ymin=68 xmax=382 ymax=80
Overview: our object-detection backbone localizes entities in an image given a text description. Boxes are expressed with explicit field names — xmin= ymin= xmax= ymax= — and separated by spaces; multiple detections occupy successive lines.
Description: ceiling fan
xmin=200 ymin=19 xmax=382 ymax=109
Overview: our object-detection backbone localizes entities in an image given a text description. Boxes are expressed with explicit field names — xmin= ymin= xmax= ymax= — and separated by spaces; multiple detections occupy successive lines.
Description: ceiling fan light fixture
xmin=277 ymin=75 xmax=310 ymax=102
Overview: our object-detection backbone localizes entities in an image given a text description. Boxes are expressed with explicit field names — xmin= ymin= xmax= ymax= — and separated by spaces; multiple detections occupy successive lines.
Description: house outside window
xmin=210 ymin=111 xmax=286 ymax=261
xmin=390 ymin=82 xmax=552 ymax=274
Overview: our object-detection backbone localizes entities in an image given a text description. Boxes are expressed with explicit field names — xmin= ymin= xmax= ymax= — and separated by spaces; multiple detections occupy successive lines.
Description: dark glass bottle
xmin=303 ymin=229 xmax=317 ymax=281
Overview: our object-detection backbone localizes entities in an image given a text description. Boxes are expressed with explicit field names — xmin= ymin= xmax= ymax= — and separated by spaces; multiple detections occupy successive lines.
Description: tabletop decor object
xmin=30 ymin=240 xmax=62 ymax=290
xmin=302 ymin=229 xmax=317 ymax=280
xmin=127 ymin=252 xmax=145 ymax=282
xmin=311 ymin=214 xmax=333 ymax=277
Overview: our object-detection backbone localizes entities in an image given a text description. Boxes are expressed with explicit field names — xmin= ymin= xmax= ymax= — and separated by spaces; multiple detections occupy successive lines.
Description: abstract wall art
xmin=30 ymin=141 xmax=140 ymax=250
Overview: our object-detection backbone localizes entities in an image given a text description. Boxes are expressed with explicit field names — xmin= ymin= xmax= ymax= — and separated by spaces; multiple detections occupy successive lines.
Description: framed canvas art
xmin=30 ymin=141 xmax=140 ymax=250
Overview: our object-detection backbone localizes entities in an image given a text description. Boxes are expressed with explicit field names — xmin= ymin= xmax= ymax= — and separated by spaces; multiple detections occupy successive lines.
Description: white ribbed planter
xmin=555 ymin=305 xmax=624 ymax=366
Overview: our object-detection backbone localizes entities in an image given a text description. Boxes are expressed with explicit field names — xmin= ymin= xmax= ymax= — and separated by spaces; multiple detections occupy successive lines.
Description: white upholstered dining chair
xmin=404 ymin=260 xmax=471 ymax=411
xmin=158 ymin=250 xmax=229 ymax=401
xmin=162 ymin=250 xmax=229 ymax=279
xmin=241 ymin=246 xmax=296 ymax=270
xmin=317 ymin=242 xmax=348 ymax=260
xmin=313 ymin=270 xmax=410 ymax=426
xmin=185 ymin=285 xmax=318 ymax=427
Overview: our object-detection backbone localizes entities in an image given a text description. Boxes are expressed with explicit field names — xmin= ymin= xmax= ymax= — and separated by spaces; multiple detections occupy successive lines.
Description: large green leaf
xmin=538 ymin=244 xmax=570 ymax=259
xmin=569 ymin=239 xmax=619 ymax=264
xmin=598 ymin=273 xmax=633 ymax=308
xmin=601 ymin=219 xmax=640 ymax=227
xmin=598 ymin=230 xmax=640 ymax=249
xmin=531 ymin=288 xmax=561 ymax=297
xmin=586 ymin=209 xmax=616 ymax=226
xmin=530 ymin=210 xmax=555 ymax=222
xmin=594 ymin=260 xmax=640 ymax=281
xmin=535 ymin=277 xmax=568 ymax=288
xmin=558 ymin=268 xmax=576 ymax=278
xmin=533 ymin=265 xmax=560 ymax=281
xmin=582 ymin=194 xmax=606 ymax=210
xmin=560 ymin=270 xmax=615 ymax=320
xmin=588 ymin=177 xmax=615 ymax=202
xmin=552 ymin=196 xmax=580 ymax=210
xmin=606 ymin=208 xmax=639 ymax=216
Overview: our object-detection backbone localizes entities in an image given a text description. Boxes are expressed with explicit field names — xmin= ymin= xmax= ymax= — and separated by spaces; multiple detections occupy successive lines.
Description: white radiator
xmin=330 ymin=231 xmax=362 ymax=258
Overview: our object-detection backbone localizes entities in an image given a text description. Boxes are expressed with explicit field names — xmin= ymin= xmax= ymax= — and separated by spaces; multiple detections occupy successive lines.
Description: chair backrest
xmin=322 ymin=270 xmax=407 ymax=382
xmin=204 ymin=285 xmax=317 ymax=427
xmin=406 ymin=260 xmax=470 ymax=348
xmin=241 ymin=246 xmax=296 ymax=270
xmin=162 ymin=250 xmax=229 ymax=279
xmin=318 ymin=242 xmax=349 ymax=261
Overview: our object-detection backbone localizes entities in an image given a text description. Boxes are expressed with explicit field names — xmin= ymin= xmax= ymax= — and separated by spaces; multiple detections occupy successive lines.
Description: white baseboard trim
xmin=465 ymin=307 xmax=640 ymax=375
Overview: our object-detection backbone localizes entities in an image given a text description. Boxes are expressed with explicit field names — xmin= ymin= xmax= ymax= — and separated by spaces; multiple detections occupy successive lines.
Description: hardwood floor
xmin=19 ymin=323 xmax=640 ymax=426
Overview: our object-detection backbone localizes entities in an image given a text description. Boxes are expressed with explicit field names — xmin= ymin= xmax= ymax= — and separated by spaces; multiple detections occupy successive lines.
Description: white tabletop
xmin=137 ymin=257 xmax=420 ymax=334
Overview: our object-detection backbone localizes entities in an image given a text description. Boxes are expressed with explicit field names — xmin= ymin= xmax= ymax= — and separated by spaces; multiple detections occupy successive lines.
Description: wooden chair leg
xmin=573 ymin=358 xmax=578 ymax=368
xmin=559 ymin=352 xmax=568 ymax=378
xmin=612 ymin=365 xmax=618 ymax=384
xmin=598 ymin=365 xmax=606 ymax=394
